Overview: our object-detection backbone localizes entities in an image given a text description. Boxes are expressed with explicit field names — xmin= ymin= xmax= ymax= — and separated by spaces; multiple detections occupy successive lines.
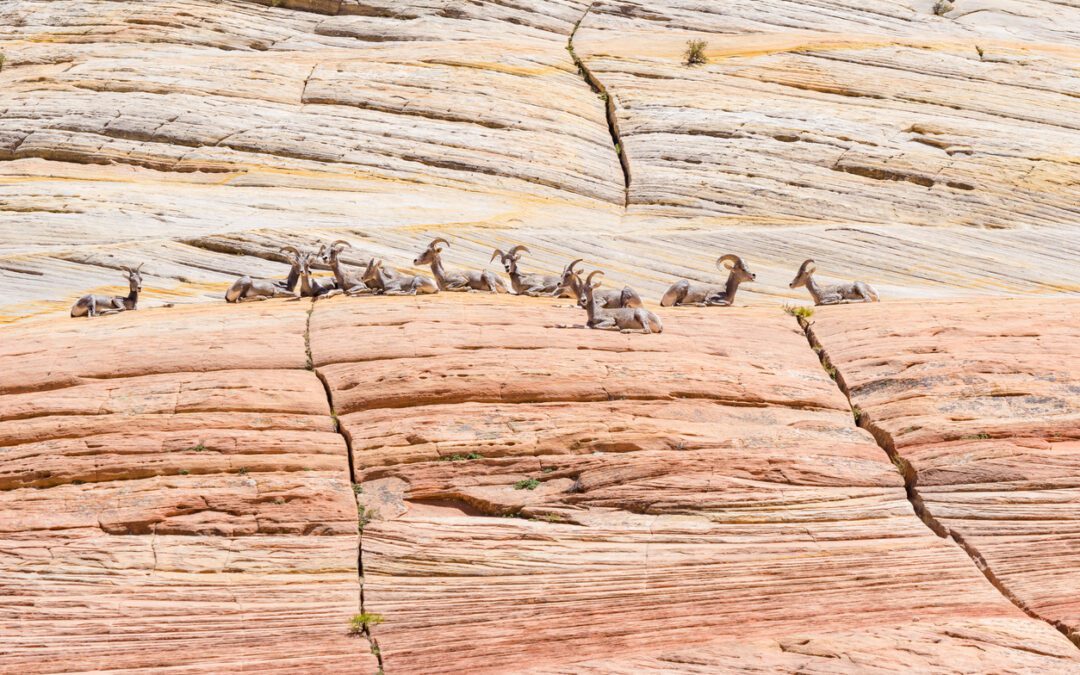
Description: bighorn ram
xmin=414 ymin=238 xmax=508 ymax=293
xmin=71 ymin=264 xmax=143 ymax=317
xmin=225 ymin=246 xmax=302 ymax=303
xmin=491 ymin=245 xmax=570 ymax=297
xmin=299 ymin=251 xmax=337 ymax=298
xmin=582 ymin=271 xmax=663 ymax=334
xmin=318 ymin=239 xmax=372 ymax=298
xmin=660 ymin=254 xmax=756 ymax=307
xmin=555 ymin=258 xmax=642 ymax=309
xmin=789 ymin=259 xmax=879 ymax=305
xmin=362 ymin=259 xmax=439 ymax=295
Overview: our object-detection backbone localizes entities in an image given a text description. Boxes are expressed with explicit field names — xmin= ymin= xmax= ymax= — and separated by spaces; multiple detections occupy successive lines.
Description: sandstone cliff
xmin=1 ymin=0 xmax=1079 ymax=673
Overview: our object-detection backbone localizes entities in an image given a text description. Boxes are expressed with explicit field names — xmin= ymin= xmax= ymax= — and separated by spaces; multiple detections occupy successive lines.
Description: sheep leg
xmin=588 ymin=318 xmax=621 ymax=331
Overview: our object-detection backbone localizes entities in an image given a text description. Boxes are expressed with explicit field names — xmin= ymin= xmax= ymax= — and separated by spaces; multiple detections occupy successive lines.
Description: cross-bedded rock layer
xmin=0 ymin=302 xmax=374 ymax=673
xmin=309 ymin=294 xmax=1080 ymax=673
xmin=809 ymin=298 xmax=1080 ymax=648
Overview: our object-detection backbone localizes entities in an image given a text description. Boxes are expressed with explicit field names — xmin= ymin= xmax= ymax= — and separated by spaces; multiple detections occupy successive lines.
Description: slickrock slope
xmin=574 ymin=0 xmax=1080 ymax=226
xmin=1 ymin=0 xmax=1077 ymax=321
xmin=808 ymin=298 xmax=1080 ymax=647
xmin=308 ymin=294 xmax=1079 ymax=673
xmin=0 ymin=302 xmax=374 ymax=673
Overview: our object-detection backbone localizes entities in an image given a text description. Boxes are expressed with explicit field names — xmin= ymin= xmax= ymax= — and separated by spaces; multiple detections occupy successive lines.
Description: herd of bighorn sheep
xmin=70 ymin=238 xmax=879 ymax=329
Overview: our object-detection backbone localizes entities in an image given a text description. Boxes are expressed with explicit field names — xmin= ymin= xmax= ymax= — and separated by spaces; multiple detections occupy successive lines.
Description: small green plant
xmin=179 ymin=469 xmax=190 ymax=476
xmin=358 ymin=505 xmax=378 ymax=530
xmin=597 ymin=92 xmax=608 ymax=103
xmin=270 ymin=0 xmax=286 ymax=7
xmin=0 ymin=53 xmax=6 ymax=73
xmin=536 ymin=513 xmax=565 ymax=523
xmin=784 ymin=304 xmax=814 ymax=319
xmin=440 ymin=452 xmax=483 ymax=462
xmin=961 ymin=433 xmax=991 ymax=440
xmin=72 ymin=480 xmax=85 ymax=485
xmin=237 ymin=467 xmax=248 ymax=476
xmin=186 ymin=443 xmax=206 ymax=453
xmin=353 ymin=484 xmax=364 ymax=495
xmin=684 ymin=39 xmax=708 ymax=66
xmin=932 ymin=0 xmax=953 ymax=16
xmin=348 ymin=613 xmax=384 ymax=635
xmin=851 ymin=406 xmax=864 ymax=423
xmin=541 ymin=467 xmax=555 ymax=474
xmin=514 ymin=478 xmax=540 ymax=491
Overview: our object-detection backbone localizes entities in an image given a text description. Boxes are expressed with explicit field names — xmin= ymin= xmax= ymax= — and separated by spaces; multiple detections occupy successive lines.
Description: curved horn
xmin=331 ymin=239 xmax=351 ymax=249
xmin=119 ymin=265 xmax=131 ymax=273
xmin=490 ymin=248 xmax=505 ymax=262
xmin=508 ymin=245 xmax=530 ymax=258
xmin=430 ymin=237 xmax=449 ymax=250
xmin=135 ymin=263 xmax=144 ymax=272
xmin=797 ymin=259 xmax=816 ymax=275
xmin=280 ymin=245 xmax=301 ymax=257
xmin=586 ymin=270 xmax=605 ymax=288
xmin=564 ymin=258 xmax=584 ymax=274
xmin=716 ymin=254 xmax=741 ymax=271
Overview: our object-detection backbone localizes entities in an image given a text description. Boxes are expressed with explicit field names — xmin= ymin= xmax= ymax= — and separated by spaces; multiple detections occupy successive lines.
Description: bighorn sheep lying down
xmin=71 ymin=264 xmax=143 ymax=317
xmin=317 ymin=240 xmax=372 ymax=298
xmin=299 ymin=252 xmax=338 ymax=298
xmin=225 ymin=246 xmax=302 ymax=303
xmin=661 ymin=254 xmax=756 ymax=307
xmin=556 ymin=258 xmax=642 ymax=309
xmin=491 ymin=245 xmax=570 ymax=297
xmin=414 ymin=238 xmax=509 ymax=293
xmin=582 ymin=271 xmax=663 ymax=334
xmin=362 ymin=259 xmax=438 ymax=295
xmin=789 ymin=259 xmax=879 ymax=305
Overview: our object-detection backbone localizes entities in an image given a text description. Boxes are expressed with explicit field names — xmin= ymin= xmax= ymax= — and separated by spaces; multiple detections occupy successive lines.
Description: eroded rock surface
xmin=309 ymin=295 xmax=1080 ymax=673
xmin=0 ymin=302 xmax=373 ymax=673
xmin=809 ymin=298 xmax=1080 ymax=647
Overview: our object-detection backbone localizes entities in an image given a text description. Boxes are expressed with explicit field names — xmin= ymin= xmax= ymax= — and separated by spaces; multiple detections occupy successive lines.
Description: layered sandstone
xmin=309 ymin=294 xmax=1079 ymax=673
xmin=809 ymin=298 xmax=1080 ymax=647
xmin=0 ymin=302 xmax=374 ymax=673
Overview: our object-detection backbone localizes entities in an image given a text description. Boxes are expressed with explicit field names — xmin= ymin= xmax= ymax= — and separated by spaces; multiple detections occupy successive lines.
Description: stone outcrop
xmin=809 ymin=298 xmax=1080 ymax=648
xmin=1 ymin=0 xmax=1079 ymax=670
xmin=0 ymin=302 xmax=375 ymax=673
xmin=311 ymin=295 xmax=1078 ymax=673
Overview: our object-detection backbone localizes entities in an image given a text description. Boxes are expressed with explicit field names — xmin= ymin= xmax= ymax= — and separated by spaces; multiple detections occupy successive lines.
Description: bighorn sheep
xmin=555 ymin=258 xmax=642 ymax=309
xmin=660 ymin=254 xmax=756 ymax=307
xmin=71 ymin=264 xmax=143 ymax=317
xmin=362 ymin=259 xmax=439 ymax=295
xmin=413 ymin=238 xmax=509 ymax=293
xmin=789 ymin=259 xmax=879 ymax=305
xmin=582 ymin=271 xmax=662 ymax=334
xmin=491 ymin=245 xmax=570 ymax=297
xmin=299 ymin=251 xmax=337 ymax=298
xmin=224 ymin=246 xmax=302 ymax=303
xmin=317 ymin=239 xmax=372 ymax=298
